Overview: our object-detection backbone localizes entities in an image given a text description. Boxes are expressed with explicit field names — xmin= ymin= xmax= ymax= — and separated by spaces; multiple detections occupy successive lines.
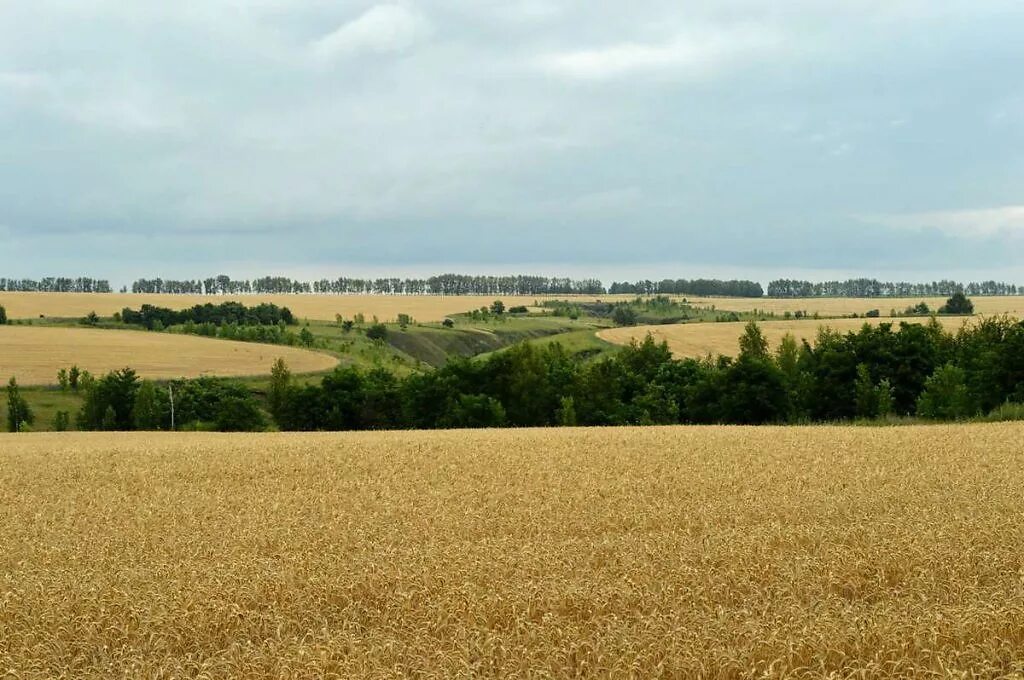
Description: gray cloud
xmin=1 ymin=1 xmax=1023 ymax=283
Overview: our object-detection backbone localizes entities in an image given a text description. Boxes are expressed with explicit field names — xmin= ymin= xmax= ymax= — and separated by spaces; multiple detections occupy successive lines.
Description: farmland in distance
xmin=684 ymin=295 xmax=1024 ymax=318
xmin=0 ymin=325 xmax=338 ymax=385
xmin=0 ymin=292 xmax=617 ymax=323
xmin=599 ymin=316 xmax=973 ymax=358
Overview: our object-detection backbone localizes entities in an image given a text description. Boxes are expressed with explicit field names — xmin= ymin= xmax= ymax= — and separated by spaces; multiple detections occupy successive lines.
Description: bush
xmin=172 ymin=377 xmax=266 ymax=431
xmin=78 ymin=368 xmax=140 ymax=431
xmin=508 ymin=305 xmax=529 ymax=314
xmin=916 ymin=363 xmax=973 ymax=420
xmin=366 ymin=323 xmax=388 ymax=341
xmin=611 ymin=305 xmax=638 ymax=326
xmin=0 ymin=304 xmax=6 ymax=324
xmin=441 ymin=394 xmax=507 ymax=428
xmin=53 ymin=411 xmax=71 ymax=432
xmin=980 ymin=402 xmax=1024 ymax=422
xmin=938 ymin=292 xmax=974 ymax=315
xmin=865 ymin=309 xmax=880 ymax=318
xmin=214 ymin=394 xmax=266 ymax=432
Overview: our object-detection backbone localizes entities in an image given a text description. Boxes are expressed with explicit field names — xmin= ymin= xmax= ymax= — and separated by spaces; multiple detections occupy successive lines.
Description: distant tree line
xmin=0 ymin=277 xmax=111 ymax=293
xmin=11 ymin=273 xmax=1020 ymax=299
xmin=608 ymin=279 xmax=765 ymax=297
xmin=131 ymin=274 xmax=606 ymax=296
xmin=120 ymin=301 xmax=296 ymax=330
xmin=767 ymin=278 xmax=1020 ymax=298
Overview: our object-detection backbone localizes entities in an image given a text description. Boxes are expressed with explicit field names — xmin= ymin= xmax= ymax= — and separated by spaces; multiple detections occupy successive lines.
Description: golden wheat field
xmin=599 ymin=317 xmax=974 ymax=359
xmin=0 ymin=326 xmax=338 ymax=385
xmin=686 ymin=295 xmax=1024 ymax=317
xmin=0 ymin=292 xmax=614 ymax=323
xmin=2 ymin=425 xmax=1024 ymax=678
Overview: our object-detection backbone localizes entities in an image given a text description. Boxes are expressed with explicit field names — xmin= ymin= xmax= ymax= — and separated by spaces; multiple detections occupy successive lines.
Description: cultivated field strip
xmin=686 ymin=295 xmax=1024 ymax=318
xmin=599 ymin=317 xmax=973 ymax=359
xmin=0 ymin=326 xmax=338 ymax=385
xmin=0 ymin=292 xmax=614 ymax=323
xmin=2 ymin=425 xmax=1023 ymax=678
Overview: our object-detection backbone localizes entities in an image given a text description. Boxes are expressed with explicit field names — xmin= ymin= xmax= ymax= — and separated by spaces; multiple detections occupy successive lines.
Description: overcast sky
xmin=2 ymin=1 xmax=1023 ymax=286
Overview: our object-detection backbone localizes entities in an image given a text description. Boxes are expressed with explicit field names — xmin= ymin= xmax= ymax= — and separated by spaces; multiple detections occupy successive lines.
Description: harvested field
xmin=599 ymin=316 xmax=974 ymax=358
xmin=0 ymin=292 xmax=615 ymax=323
xmin=2 ymin=424 xmax=1023 ymax=677
xmin=0 ymin=326 xmax=338 ymax=385
xmin=686 ymin=295 xmax=1024 ymax=317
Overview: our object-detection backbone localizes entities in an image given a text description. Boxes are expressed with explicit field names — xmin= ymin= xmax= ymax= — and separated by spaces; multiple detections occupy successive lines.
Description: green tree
xmin=854 ymin=363 xmax=878 ymax=418
xmin=57 ymin=368 xmax=69 ymax=391
xmin=133 ymin=380 xmax=163 ymax=430
xmin=214 ymin=394 xmax=266 ymax=432
xmin=53 ymin=411 xmax=71 ymax=432
xmin=718 ymin=357 xmax=790 ymax=425
xmin=77 ymin=369 xmax=94 ymax=392
xmin=916 ymin=363 xmax=973 ymax=420
xmin=490 ymin=300 xmax=505 ymax=315
xmin=556 ymin=396 xmax=577 ymax=426
xmin=68 ymin=365 xmax=81 ymax=390
xmin=441 ymin=394 xmax=506 ymax=428
xmin=6 ymin=377 xmax=35 ymax=432
xmin=78 ymin=368 xmax=140 ymax=431
xmin=268 ymin=358 xmax=291 ymax=423
xmin=397 ymin=313 xmax=412 ymax=328
xmin=938 ymin=291 xmax=974 ymax=315
xmin=877 ymin=378 xmax=894 ymax=418
xmin=0 ymin=304 xmax=7 ymax=324
xmin=774 ymin=332 xmax=806 ymax=410
xmin=101 ymin=405 xmax=117 ymax=430
xmin=738 ymin=321 xmax=769 ymax=360
xmin=633 ymin=383 xmax=679 ymax=424
xmin=299 ymin=327 xmax=315 ymax=347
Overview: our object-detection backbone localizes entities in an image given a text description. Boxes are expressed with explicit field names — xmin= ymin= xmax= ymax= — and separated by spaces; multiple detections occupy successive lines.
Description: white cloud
xmin=0 ymin=70 xmax=184 ymax=133
xmin=869 ymin=206 xmax=1024 ymax=238
xmin=311 ymin=4 xmax=430 ymax=62
xmin=0 ymin=70 xmax=50 ymax=92
xmin=536 ymin=25 xmax=782 ymax=80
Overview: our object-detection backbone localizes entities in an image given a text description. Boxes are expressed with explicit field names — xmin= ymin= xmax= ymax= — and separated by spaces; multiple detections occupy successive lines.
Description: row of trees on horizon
xmin=767 ymin=278 xmax=1021 ymax=298
xmin=2 ymin=274 xmax=1021 ymax=298
xmin=0 ymin=277 xmax=112 ymax=293
xmin=122 ymin=275 xmax=1024 ymax=298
